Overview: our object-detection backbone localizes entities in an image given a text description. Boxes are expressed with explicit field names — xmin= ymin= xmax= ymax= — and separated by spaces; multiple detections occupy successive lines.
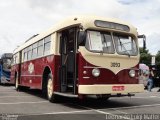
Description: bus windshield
xmin=86 ymin=31 xmax=114 ymax=54
xmin=85 ymin=30 xmax=138 ymax=56
xmin=2 ymin=58 xmax=12 ymax=71
xmin=114 ymin=34 xmax=138 ymax=56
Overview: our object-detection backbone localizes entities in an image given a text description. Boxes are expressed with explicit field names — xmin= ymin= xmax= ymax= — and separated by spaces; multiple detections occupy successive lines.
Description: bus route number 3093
xmin=111 ymin=62 xmax=120 ymax=67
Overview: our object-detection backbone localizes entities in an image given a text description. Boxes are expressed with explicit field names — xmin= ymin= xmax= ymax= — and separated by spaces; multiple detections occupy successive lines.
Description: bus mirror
xmin=78 ymin=31 xmax=86 ymax=45
xmin=138 ymin=35 xmax=146 ymax=50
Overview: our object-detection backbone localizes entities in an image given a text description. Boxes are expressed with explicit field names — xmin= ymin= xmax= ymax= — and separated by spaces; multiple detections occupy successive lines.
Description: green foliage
xmin=140 ymin=48 xmax=160 ymax=66
xmin=139 ymin=47 xmax=152 ymax=66
xmin=156 ymin=51 xmax=160 ymax=65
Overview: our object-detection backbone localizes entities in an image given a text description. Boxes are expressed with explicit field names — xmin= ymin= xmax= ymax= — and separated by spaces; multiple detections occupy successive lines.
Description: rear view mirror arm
xmin=138 ymin=34 xmax=146 ymax=50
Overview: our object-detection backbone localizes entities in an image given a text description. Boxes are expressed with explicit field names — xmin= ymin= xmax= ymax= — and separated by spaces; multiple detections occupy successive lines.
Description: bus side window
xmin=37 ymin=40 xmax=44 ymax=57
xmin=23 ymin=48 xmax=27 ymax=62
xmin=32 ymin=43 xmax=38 ymax=59
xmin=44 ymin=36 xmax=51 ymax=55
xmin=27 ymin=46 xmax=32 ymax=60
xmin=11 ymin=57 xmax=14 ymax=66
xmin=14 ymin=55 xmax=17 ymax=64
xmin=13 ymin=53 xmax=17 ymax=64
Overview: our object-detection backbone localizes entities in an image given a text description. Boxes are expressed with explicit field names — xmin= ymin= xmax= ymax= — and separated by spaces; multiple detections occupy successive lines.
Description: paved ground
xmin=0 ymin=85 xmax=160 ymax=120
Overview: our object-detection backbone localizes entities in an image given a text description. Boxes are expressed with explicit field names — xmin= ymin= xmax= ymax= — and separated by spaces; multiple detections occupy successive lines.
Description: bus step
xmin=67 ymin=84 xmax=73 ymax=88
xmin=54 ymin=92 xmax=78 ymax=98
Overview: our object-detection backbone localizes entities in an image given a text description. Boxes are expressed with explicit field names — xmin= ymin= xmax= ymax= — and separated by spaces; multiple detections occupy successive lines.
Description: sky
xmin=0 ymin=0 xmax=160 ymax=56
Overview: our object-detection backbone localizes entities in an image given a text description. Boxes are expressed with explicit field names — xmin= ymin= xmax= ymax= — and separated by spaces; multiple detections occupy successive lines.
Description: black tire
xmin=96 ymin=95 xmax=110 ymax=101
xmin=15 ymin=75 xmax=19 ymax=91
xmin=144 ymin=86 xmax=148 ymax=90
xmin=15 ymin=74 xmax=29 ymax=91
xmin=47 ymin=74 xmax=57 ymax=102
xmin=15 ymin=75 xmax=25 ymax=91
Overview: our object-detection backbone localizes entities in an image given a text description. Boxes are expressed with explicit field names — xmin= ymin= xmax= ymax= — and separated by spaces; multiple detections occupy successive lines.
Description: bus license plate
xmin=112 ymin=86 xmax=125 ymax=91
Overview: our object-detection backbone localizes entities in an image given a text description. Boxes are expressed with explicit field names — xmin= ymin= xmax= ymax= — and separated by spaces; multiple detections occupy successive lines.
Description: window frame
xmin=27 ymin=45 xmax=32 ymax=60
xmin=37 ymin=39 xmax=44 ymax=57
xmin=113 ymin=33 xmax=138 ymax=56
xmin=21 ymin=34 xmax=52 ymax=62
xmin=85 ymin=30 xmax=115 ymax=54
xmin=32 ymin=42 xmax=38 ymax=59
xmin=44 ymin=35 xmax=51 ymax=55
xmin=84 ymin=29 xmax=138 ymax=56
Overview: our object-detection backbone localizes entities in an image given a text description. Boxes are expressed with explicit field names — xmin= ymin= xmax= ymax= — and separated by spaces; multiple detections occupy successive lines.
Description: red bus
xmin=11 ymin=16 xmax=145 ymax=102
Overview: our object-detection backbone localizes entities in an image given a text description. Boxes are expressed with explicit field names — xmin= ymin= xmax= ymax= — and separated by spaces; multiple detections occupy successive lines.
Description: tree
xmin=156 ymin=51 xmax=160 ymax=65
xmin=139 ymin=47 xmax=152 ymax=66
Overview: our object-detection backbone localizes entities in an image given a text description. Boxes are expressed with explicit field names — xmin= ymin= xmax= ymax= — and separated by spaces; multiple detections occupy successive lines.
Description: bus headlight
xmin=92 ymin=68 xmax=100 ymax=77
xmin=129 ymin=70 xmax=135 ymax=77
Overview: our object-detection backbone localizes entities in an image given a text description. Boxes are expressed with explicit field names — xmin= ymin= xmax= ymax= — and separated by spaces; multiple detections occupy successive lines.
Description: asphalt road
xmin=0 ymin=85 xmax=160 ymax=120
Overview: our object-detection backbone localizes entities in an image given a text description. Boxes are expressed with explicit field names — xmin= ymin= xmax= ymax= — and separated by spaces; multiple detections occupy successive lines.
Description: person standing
xmin=147 ymin=68 xmax=154 ymax=92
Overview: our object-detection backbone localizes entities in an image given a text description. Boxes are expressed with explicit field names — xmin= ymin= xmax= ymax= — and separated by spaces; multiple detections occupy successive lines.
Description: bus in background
xmin=0 ymin=53 xmax=13 ymax=84
xmin=11 ymin=16 xmax=145 ymax=102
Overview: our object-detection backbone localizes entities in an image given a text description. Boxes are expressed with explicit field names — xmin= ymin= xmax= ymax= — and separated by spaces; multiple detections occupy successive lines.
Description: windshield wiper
xmin=119 ymin=40 xmax=130 ymax=57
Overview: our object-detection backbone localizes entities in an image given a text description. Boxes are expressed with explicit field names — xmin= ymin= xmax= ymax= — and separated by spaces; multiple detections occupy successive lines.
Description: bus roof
xmin=14 ymin=16 xmax=137 ymax=54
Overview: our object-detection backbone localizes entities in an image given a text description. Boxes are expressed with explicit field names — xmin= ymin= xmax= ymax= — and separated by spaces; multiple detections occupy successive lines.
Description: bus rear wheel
xmin=15 ymin=76 xmax=19 ymax=91
xmin=47 ymin=74 xmax=57 ymax=102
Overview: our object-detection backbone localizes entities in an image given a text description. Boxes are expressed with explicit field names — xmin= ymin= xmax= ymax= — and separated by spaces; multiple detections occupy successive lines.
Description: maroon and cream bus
xmin=11 ymin=16 xmax=145 ymax=102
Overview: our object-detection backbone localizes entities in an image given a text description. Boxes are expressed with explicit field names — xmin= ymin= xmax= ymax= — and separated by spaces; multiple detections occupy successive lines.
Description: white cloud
xmin=147 ymin=33 xmax=160 ymax=55
xmin=117 ymin=0 xmax=160 ymax=55
xmin=0 ymin=0 xmax=160 ymax=56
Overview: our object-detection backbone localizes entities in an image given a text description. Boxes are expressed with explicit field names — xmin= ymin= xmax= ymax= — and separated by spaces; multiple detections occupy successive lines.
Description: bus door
xmin=18 ymin=51 xmax=22 ymax=84
xmin=59 ymin=27 xmax=77 ymax=94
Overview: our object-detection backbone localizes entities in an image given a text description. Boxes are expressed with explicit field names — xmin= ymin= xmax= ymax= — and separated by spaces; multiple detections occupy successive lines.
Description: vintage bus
xmin=11 ymin=16 xmax=145 ymax=102
xmin=0 ymin=53 xmax=13 ymax=84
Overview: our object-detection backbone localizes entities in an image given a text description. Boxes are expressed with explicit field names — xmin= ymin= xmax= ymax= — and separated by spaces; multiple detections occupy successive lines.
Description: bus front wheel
xmin=96 ymin=95 xmax=110 ymax=101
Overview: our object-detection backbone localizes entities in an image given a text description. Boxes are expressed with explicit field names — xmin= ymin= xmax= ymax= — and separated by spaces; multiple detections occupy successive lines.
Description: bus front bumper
xmin=78 ymin=84 xmax=144 ymax=94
